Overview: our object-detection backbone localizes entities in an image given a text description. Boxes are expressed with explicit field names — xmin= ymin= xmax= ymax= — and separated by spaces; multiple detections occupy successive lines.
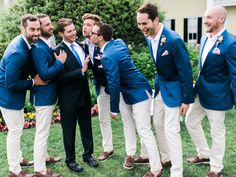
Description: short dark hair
xmin=82 ymin=13 xmax=101 ymax=23
xmin=36 ymin=14 xmax=49 ymax=24
xmin=21 ymin=14 xmax=39 ymax=28
xmin=57 ymin=18 xmax=73 ymax=32
xmin=137 ymin=3 xmax=159 ymax=21
xmin=96 ymin=22 xmax=113 ymax=42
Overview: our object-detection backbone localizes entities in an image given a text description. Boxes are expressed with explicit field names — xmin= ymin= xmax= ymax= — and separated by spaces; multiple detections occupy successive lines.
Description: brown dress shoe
xmin=206 ymin=171 xmax=222 ymax=177
xmin=20 ymin=159 xmax=34 ymax=167
xmin=134 ymin=156 xmax=149 ymax=165
xmin=46 ymin=157 xmax=61 ymax=164
xmin=9 ymin=171 xmax=34 ymax=177
xmin=187 ymin=156 xmax=210 ymax=164
xmin=123 ymin=156 xmax=134 ymax=169
xmin=98 ymin=150 xmax=114 ymax=161
xmin=161 ymin=160 xmax=171 ymax=168
xmin=34 ymin=170 xmax=60 ymax=177
xmin=143 ymin=171 xmax=162 ymax=177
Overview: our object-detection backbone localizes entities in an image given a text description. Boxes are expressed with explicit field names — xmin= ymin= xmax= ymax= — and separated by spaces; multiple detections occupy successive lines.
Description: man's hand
xmin=179 ymin=103 xmax=189 ymax=116
xmin=54 ymin=49 xmax=67 ymax=64
xmin=33 ymin=74 xmax=48 ymax=86
xmin=82 ymin=55 xmax=90 ymax=73
xmin=110 ymin=112 xmax=118 ymax=121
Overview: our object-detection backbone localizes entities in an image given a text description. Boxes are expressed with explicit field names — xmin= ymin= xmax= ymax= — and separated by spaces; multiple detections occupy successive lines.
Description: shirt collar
xmin=149 ymin=23 xmax=164 ymax=42
xmin=100 ymin=41 xmax=109 ymax=53
xmin=21 ymin=34 xmax=31 ymax=49
xmin=206 ymin=28 xmax=226 ymax=41
xmin=40 ymin=37 xmax=51 ymax=47
xmin=63 ymin=40 xmax=78 ymax=48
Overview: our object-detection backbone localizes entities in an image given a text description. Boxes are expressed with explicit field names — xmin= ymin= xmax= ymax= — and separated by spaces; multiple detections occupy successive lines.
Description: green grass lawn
xmin=0 ymin=110 xmax=236 ymax=177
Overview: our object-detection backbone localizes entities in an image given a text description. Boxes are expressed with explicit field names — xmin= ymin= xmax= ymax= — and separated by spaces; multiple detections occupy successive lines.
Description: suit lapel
xmin=61 ymin=42 xmax=82 ymax=67
xmin=146 ymin=37 xmax=156 ymax=64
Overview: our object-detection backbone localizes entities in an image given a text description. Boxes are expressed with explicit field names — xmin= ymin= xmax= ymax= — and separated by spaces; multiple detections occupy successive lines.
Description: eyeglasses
xmin=90 ymin=31 xmax=100 ymax=36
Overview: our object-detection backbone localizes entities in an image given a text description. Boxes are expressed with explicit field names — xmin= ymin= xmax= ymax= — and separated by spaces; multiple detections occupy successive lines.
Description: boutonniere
xmin=160 ymin=35 xmax=166 ymax=46
xmin=94 ymin=53 xmax=103 ymax=60
xmin=216 ymin=35 xmax=223 ymax=47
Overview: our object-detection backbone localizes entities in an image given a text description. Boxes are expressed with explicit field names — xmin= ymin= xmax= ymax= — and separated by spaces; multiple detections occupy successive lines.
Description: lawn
xmin=0 ymin=110 xmax=236 ymax=177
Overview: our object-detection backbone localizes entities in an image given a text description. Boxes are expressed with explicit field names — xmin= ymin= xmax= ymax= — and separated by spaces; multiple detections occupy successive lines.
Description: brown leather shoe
xmin=98 ymin=150 xmax=114 ymax=161
xmin=46 ymin=157 xmax=61 ymax=164
xmin=123 ymin=156 xmax=134 ymax=169
xmin=20 ymin=159 xmax=34 ymax=167
xmin=133 ymin=156 xmax=149 ymax=165
xmin=187 ymin=156 xmax=210 ymax=164
xmin=161 ymin=160 xmax=171 ymax=168
xmin=206 ymin=171 xmax=222 ymax=177
xmin=34 ymin=170 xmax=60 ymax=177
xmin=9 ymin=171 xmax=34 ymax=177
xmin=143 ymin=171 xmax=162 ymax=177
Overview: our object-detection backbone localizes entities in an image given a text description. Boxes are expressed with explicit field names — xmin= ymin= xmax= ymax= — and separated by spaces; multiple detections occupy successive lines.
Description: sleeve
xmin=172 ymin=37 xmax=194 ymax=104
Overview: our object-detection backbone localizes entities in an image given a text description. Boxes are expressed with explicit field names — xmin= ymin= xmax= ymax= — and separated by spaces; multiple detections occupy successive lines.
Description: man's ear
xmin=59 ymin=31 xmax=63 ymax=38
xmin=98 ymin=35 xmax=104 ymax=41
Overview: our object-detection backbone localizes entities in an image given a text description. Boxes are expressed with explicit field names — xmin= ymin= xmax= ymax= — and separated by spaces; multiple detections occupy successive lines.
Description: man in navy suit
xmin=30 ymin=14 xmax=67 ymax=177
xmin=55 ymin=18 xmax=98 ymax=173
xmin=185 ymin=6 xmax=236 ymax=177
xmin=90 ymin=22 xmax=162 ymax=177
xmin=136 ymin=3 xmax=194 ymax=177
xmin=82 ymin=13 xmax=114 ymax=161
xmin=0 ymin=14 xmax=46 ymax=177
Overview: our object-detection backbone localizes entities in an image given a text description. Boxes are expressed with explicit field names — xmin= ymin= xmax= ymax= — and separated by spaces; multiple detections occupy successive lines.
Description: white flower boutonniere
xmin=160 ymin=35 xmax=166 ymax=46
xmin=216 ymin=35 xmax=223 ymax=47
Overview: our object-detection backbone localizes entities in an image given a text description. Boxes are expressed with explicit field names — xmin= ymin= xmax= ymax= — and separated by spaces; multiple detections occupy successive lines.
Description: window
xmin=163 ymin=19 xmax=175 ymax=31
xmin=184 ymin=17 xmax=202 ymax=45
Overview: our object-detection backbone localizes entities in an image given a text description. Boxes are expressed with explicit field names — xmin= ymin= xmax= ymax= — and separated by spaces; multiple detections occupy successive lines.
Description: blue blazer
xmin=30 ymin=38 xmax=64 ymax=106
xmin=146 ymin=26 xmax=194 ymax=107
xmin=195 ymin=29 xmax=236 ymax=110
xmin=0 ymin=35 xmax=33 ymax=110
xmin=101 ymin=39 xmax=152 ymax=113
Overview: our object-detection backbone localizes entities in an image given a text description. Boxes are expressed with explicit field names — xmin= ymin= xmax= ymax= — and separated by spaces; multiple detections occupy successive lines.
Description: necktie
xmin=70 ymin=44 xmax=82 ymax=66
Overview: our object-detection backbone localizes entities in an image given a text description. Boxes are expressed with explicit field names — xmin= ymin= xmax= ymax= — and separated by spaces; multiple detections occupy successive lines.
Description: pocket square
xmin=94 ymin=55 xmax=102 ymax=60
xmin=98 ymin=64 xmax=103 ymax=68
xmin=213 ymin=47 xmax=221 ymax=55
xmin=161 ymin=50 xmax=169 ymax=56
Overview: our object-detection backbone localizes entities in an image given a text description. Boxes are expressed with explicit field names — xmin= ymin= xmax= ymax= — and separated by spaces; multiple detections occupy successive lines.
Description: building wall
xmin=0 ymin=0 xmax=4 ymax=10
xmin=158 ymin=0 xmax=206 ymax=38
xmin=158 ymin=0 xmax=236 ymax=41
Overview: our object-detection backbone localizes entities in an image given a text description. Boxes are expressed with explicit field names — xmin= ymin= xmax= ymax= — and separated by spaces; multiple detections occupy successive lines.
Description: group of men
xmin=0 ymin=2 xmax=235 ymax=177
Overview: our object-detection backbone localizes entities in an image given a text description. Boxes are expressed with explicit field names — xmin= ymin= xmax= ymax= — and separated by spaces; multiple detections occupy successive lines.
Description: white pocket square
xmin=98 ymin=65 xmax=103 ymax=68
xmin=213 ymin=47 xmax=221 ymax=55
xmin=161 ymin=50 xmax=169 ymax=56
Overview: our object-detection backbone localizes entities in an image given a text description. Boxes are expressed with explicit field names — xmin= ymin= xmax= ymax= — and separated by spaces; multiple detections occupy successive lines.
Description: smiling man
xmin=185 ymin=6 xmax=236 ymax=177
xmin=55 ymin=18 xmax=98 ymax=173
xmin=30 ymin=14 xmax=67 ymax=177
xmin=136 ymin=3 xmax=194 ymax=177
xmin=0 ymin=14 xmax=46 ymax=177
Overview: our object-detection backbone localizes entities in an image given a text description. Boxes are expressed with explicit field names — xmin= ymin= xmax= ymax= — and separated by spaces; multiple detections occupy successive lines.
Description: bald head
xmin=205 ymin=6 xmax=227 ymax=22
xmin=203 ymin=6 xmax=227 ymax=35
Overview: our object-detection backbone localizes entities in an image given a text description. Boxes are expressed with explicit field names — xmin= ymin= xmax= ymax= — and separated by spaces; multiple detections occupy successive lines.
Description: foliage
xmin=186 ymin=44 xmax=200 ymax=81
xmin=130 ymin=46 xmax=156 ymax=88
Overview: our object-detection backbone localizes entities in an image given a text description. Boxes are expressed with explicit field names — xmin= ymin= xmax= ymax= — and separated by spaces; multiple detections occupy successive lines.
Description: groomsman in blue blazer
xmin=90 ymin=22 xmax=162 ymax=177
xmin=30 ymin=14 xmax=67 ymax=177
xmin=137 ymin=3 xmax=194 ymax=177
xmin=82 ymin=13 xmax=114 ymax=161
xmin=0 ymin=14 xmax=46 ymax=177
xmin=185 ymin=6 xmax=236 ymax=177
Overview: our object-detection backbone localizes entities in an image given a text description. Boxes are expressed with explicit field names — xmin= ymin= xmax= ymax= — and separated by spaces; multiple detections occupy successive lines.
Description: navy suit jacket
xmin=146 ymin=26 xmax=194 ymax=107
xmin=30 ymin=38 xmax=64 ymax=106
xmin=55 ymin=41 xmax=91 ymax=110
xmin=0 ymin=35 xmax=33 ymax=110
xmin=85 ymin=43 xmax=108 ymax=96
xmin=195 ymin=29 xmax=236 ymax=110
xmin=101 ymin=39 xmax=152 ymax=113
